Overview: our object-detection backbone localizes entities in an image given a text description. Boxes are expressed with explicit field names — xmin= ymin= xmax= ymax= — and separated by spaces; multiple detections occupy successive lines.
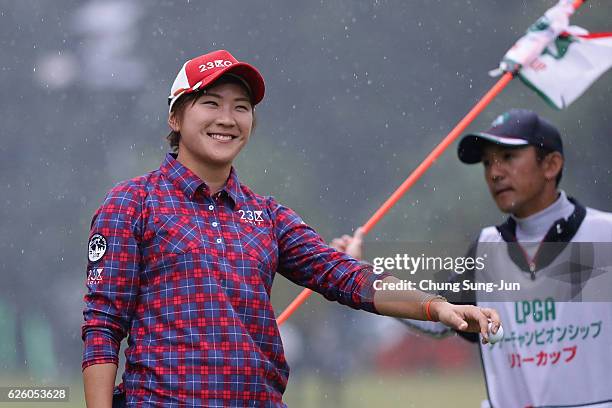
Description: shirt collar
xmin=495 ymin=196 xmax=587 ymax=276
xmin=159 ymin=153 xmax=245 ymax=208
xmin=223 ymin=166 xmax=246 ymax=208
xmin=511 ymin=190 xmax=575 ymax=240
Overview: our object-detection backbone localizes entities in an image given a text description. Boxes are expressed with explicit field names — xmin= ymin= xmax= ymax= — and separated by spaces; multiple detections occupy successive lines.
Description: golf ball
xmin=488 ymin=322 xmax=504 ymax=344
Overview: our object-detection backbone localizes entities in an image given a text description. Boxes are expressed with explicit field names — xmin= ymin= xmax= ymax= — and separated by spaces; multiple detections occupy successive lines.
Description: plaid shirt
xmin=82 ymin=153 xmax=386 ymax=407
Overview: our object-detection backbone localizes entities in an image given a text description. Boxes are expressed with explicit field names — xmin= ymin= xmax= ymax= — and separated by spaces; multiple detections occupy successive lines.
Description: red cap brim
xmin=169 ymin=62 xmax=265 ymax=113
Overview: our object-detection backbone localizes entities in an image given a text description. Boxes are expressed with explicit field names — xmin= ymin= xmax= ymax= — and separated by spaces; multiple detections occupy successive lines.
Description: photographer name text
xmin=373 ymin=279 xmax=521 ymax=293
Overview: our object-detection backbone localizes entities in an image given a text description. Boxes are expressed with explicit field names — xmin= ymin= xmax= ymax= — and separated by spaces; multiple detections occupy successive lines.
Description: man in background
xmin=333 ymin=109 xmax=612 ymax=407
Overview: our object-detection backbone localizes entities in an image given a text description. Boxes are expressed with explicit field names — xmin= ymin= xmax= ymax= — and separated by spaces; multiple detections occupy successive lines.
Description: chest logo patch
xmin=238 ymin=209 xmax=265 ymax=225
xmin=88 ymin=233 xmax=107 ymax=263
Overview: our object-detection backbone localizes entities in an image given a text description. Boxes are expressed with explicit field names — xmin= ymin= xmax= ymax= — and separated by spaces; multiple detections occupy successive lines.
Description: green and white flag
xmin=518 ymin=31 xmax=612 ymax=109
xmin=491 ymin=0 xmax=612 ymax=109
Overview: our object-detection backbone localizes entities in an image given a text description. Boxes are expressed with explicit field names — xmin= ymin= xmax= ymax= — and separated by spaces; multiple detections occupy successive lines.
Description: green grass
xmin=283 ymin=371 xmax=486 ymax=407
xmin=0 ymin=371 xmax=486 ymax=407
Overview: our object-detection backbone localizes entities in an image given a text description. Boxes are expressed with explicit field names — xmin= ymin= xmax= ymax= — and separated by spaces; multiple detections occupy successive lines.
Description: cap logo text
xmin=199 ymin=60 xmax=233 ymax=72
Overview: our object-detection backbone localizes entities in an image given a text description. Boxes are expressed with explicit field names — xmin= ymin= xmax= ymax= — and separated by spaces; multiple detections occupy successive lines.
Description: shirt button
xmin=208 ymin=205 xmax=214 ymax=211
xmin=212 ymin=221 xmax=218 ymax=227
xmin=216 ymin=238 xmax=223 ymax=244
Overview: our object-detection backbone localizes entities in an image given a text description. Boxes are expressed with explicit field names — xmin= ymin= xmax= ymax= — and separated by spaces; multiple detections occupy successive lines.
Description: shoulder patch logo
xmin=88 ymin=233 xmax=107 ymax=263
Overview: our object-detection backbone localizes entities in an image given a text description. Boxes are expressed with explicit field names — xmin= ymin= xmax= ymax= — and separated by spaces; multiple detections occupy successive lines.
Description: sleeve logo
xmin=88 ymin=233 xmax=107 ymax=262
xmin=87 ymin=268 xmax=104 ymax=285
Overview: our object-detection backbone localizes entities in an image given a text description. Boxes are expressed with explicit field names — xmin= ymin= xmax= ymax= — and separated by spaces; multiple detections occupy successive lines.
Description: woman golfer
xmin=82 ymin=49 xmax=500 ymax=407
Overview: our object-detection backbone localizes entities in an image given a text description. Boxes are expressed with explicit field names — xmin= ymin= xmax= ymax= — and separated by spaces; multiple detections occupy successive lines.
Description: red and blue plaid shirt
xmin=82 ymin=153 xmax=385 ymax=407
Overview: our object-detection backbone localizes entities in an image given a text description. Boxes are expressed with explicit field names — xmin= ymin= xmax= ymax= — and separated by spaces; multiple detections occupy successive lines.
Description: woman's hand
xmin=430 ymin=301 xmax=501 ymax=344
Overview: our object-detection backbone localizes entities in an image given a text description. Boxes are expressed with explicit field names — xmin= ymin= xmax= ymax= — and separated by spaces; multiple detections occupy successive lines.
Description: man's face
xmin=171 ymin=82 xmax=253 ymax=169
xmin=482 ymin=144 xmax=549 ymax=217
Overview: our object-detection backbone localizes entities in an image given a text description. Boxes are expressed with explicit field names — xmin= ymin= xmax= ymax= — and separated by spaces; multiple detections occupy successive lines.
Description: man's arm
xmin=83 ymin=363 xmax=117 ymax=408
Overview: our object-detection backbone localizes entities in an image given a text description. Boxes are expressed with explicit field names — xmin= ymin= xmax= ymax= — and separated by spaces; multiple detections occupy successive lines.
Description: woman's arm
xmin=333 ymin=229 xmax=498 ymax=340
xmin=83 ymin=363 xmax=117 ymax=408
xmin=271 ymin=199 xmax=501 ymax=340
xmin=373 ymin=275 xmax=499 ymax=341
xmin=82 ymin=182 xmax=143 ymax=404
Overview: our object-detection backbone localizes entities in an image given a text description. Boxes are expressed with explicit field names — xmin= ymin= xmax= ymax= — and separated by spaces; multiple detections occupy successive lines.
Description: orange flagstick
xmin=276 ymin=72 xmax=513 ymax=326
xmin=276 ymin=0 xmax=587 ymax=327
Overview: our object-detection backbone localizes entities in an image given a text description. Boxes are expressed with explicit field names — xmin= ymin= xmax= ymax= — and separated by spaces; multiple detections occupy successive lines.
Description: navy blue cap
xmin=458 ymin=109 xmax=563 ymax=164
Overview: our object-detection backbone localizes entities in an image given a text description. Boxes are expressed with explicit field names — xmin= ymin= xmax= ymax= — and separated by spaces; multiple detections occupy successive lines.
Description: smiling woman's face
xmin=170 ymin=81 xmax=254 ymax=170
xmin=481 ymin=144 xmax=550 ymax=218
